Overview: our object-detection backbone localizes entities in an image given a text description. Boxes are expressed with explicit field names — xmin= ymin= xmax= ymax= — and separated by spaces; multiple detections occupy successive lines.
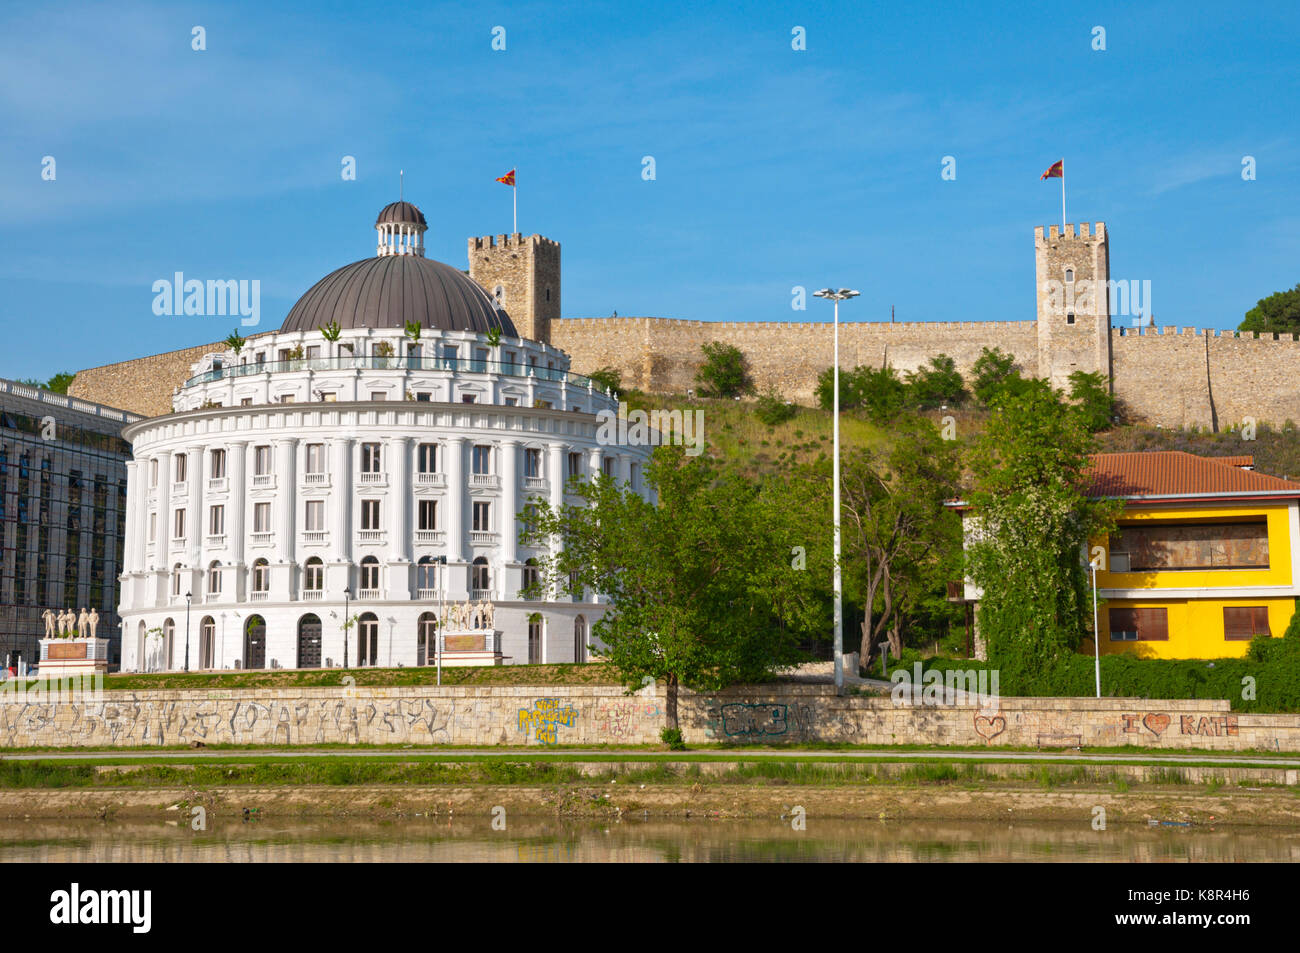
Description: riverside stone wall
xmin=1 ymin=683 xmax=1297 ymax=752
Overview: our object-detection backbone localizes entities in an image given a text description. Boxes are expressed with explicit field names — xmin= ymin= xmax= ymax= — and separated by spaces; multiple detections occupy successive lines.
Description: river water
xmin=1 ymin=817 xmax=1297 ymax=862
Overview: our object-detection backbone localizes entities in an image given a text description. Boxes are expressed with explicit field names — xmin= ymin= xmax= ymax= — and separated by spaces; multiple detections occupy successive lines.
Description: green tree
xmin=518 ymin=447 xmax=829 ymax=728
xmin=224 ymin=329 xmax=247 ymax=355
xmin=840 ymin=415 xmax=961 ymax=663
xmin=14 ymin=373 xmax=75 ymax=394
xmin=965 ymin=380 xmax=1120 ymax=689
xmin=1239 ymin=283 xmax=1300 ymax=334
xmin=971 ymin=346 xmax=1028 ymax=406
xmin=754 ymin=388 xmax=797 ymax=425
xmin=319 ymin=320 xmax=342 ymax=342
xmin=815 ymin=365 xmax=860 ymax=411
xmin=694 ymin=342 xmax=753 ymax=398
xmin=905 ymin=354 xmax=967 ymax=409
xmin=587 ymin=366 xmax=622 ymax=394
xmin=1067 ymin=370 xmax=1116 ymax=433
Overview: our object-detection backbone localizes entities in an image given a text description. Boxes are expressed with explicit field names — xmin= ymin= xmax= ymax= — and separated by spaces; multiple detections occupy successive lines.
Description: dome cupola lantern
xmin=375 ymin=187 xmax=427 ymax=258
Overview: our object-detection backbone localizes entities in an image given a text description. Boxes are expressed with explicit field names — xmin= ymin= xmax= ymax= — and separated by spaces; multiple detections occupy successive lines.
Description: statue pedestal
xmin=39 ymin=638 xmax=110 ymax=676
xmin=435 ymin=629 xmax=503 ymax=667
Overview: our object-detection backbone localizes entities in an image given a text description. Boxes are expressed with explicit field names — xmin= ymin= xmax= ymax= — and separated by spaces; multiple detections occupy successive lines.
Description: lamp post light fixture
xmin=813 ymin=287 xmax=860 ymax=696
xmin=184 ymin=590 xmax=192 ymax=673
xmin=343 ymin=586 xmax=352 ymax=668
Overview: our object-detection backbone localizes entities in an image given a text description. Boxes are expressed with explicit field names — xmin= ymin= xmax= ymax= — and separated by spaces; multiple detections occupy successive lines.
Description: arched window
xmin=252 ymin=558 xmax=269 ymax=593
xmin=417 ymin=555 xmax=442 ymax=592
xmin=304 ymin=556 xmax=324 ymax=591
xmin=358 ymin=612 xmax=379 ymax=666
xmin=199 ymin=616 xmax=216 ymax=669
xmin=244 ymin=615 xmax=266 ymax=669
xmin=1064 ymin=267 xmax=1075 ymax=283
xmin=522 ymin=558 xmax=540 ymax=599
xmin=527 ymin=613 xmax=543 ymax=664
xmin=360 ymin=556 xmax=380 ymax=592
xmin=207 ymin=561 xmax=222 ymax=596
xmin=574 ymin=615 xmax=587 ymax=663
xmin=172 ymin=564 xmax=183 ymax=596
xmin=417 ymin=611 xmax=438 ymax=666
xmin=163 ymin=618 xmax=175 ymax=670
xmin=296 ymin=613 xmax=321 ymax=668
xmin=472 ymin=556 xmax=490 ymax=594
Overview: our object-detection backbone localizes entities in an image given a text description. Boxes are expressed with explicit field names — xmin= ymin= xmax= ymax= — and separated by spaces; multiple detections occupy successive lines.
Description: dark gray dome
xmin=375 ymin=201 xmax=427 ymax=227
xmin=280 ymin=255 xmax=517 ymax=336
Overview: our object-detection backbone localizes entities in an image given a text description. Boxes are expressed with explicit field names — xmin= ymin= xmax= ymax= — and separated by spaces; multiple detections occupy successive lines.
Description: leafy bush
xmin=1068 ymin=370 xmax=1117 ymax=432
xmin=905 ymin=355 xmax=967 ymax=409
xmin=971 ymin=346 xmax=1031 ymax=406
xmin=660 ymin=727 xmax=686 ymax=750
xmin=695 ymin=342 xmax=753 ymax=398
xmin=755 ymin=389 xmax=797 ymax=425
xmin=588 ymin=366 xmax=622 ymax=394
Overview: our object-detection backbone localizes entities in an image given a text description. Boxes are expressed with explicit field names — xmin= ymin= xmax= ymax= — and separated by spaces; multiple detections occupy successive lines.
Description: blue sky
xmin=2 ymin=0 xmax=1298 ymax=382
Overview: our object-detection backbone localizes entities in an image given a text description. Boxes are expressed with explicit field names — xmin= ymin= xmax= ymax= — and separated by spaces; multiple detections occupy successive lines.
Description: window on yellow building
xmin=1223 ymin=606 xmax=1270 ymax=641
xmin=1110 ymin=521 xmax=1269 ymax=571
xmin=1108 ymin=607 xmax=1168 ymax=641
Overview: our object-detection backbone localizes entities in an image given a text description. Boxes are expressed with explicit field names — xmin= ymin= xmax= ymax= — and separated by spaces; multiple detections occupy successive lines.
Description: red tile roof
xmin=1085 ymin=452 xmax=1300 ymax=499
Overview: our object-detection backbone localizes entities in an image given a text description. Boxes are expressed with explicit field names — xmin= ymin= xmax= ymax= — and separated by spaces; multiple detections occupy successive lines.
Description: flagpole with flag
xmin=1040 ymin=159 xmax=1065 ymax=229
xmin=496 ymin=168 xmax=517 ymax=233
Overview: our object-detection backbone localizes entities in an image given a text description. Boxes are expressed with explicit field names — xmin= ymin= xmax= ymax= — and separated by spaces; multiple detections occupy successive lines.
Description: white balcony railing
xmin=416 ymin=473 xmax=446 ymax=487
xmin=524 ymin=476 xmax=547 ymax=491
xmin=206 ymin=534 xmax=226 ymax=547
xmin=207 ymin=477 xmax=227 ymax=493
xmin=250 ymin=532 xmax=274 ymax=546
xmin=359 ymin=471 xmax=386 ymax=485
xmin=358 ymin=530 xmax=385 ymax=544
xmin=470 ymin=531 xmax=497 ymax=545
xmin=470 ymin=588 xmax=493 ymax=601
xmin=415 ymin=530 xmax=445 ymax=545
xmin=357 ymin=588 xmax=380 ymax=599
xmin=303 ymin=531 xmax=328 ymax=544
xmin=470 ymin=474 xmax=499 ymax=488
xmin=302 ymin=589 xmax=324 ymax=600
xmin=249 ymin=591 xmax=269 ymax=601
xmin=171 ymin=482 xmax=187 ymax=496
xmin=252 ymin=474 xmax=275 ymax=488
xmin=303 ymin=472 xmax=329 ymax=486
xmin=416 ymin=588 xmax=437 ymax=599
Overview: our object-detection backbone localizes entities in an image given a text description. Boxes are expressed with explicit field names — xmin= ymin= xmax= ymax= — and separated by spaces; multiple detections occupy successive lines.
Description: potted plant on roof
xmin=320 ymin=320 xmax=350 ymax=362
xmin=404 ymin=321 xmax=423 ymax=366
xmin=286 ymin=344 xmax=305 ymax=371
xmin=374 ymin=340 xmax=395 ymax=369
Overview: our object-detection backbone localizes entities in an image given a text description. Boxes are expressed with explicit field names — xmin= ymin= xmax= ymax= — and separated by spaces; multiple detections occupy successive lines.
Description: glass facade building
xmin=0 ymin=379 xmax=139 ymax=670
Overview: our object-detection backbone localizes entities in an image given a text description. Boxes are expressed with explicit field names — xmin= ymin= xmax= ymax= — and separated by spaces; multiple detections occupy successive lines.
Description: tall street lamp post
xmin=343 ymin=586 xmax=352 ymax=668
xmin=813 ymin=288 xmax=860 ymax=696
xmin=184 ymin=590 xmax=192 ymax=673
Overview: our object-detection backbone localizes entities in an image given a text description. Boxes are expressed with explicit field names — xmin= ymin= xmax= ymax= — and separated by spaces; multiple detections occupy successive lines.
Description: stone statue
xmin=42 ymin=609 xmax=55 ymax=639
xmin=88 ymin=608 xmax=100 ymax=638
xmin=59 ymin=609 xmax=72 ymax=637
xmin=484 ymin=602 xmax=494 ymax=630
xmin=78 ymin=608 xmax=89 ymax=638
xmin=448 ymin=603 xmax=462 ymax=630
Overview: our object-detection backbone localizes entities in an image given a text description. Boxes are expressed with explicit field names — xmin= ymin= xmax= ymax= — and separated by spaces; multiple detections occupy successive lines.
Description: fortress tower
xmin=468 ymin=234 xmax=561 ymax=344
xmin=1035 ymin=222 xmax=1112 ymax=391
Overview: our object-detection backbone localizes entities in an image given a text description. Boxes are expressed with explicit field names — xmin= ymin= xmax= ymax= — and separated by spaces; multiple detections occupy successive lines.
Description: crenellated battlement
xmin=470 ymin=233 xmax=560 ymax=251
xmin=1037 ymin=222 xmax=1106 ymax=244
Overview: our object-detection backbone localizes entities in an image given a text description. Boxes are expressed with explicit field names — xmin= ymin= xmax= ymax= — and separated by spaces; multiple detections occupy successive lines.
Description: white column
xmin=331 ymin=437 xmax=352 ymax=562
xmin=588 ymin=447 xmax=602 ymax=480
xmin=227 ymin=441 xmax=247 ymax=573
xmin=446 ymin=437 xmax=465 ymax=563
xmin=275 ymin=439 xmax=297 ymax=557
xmin=154 ymin=452 xmax=172 ymax=559
xmin=187 ymin=447 xmax=203 ymax=568
xmin=388 ymin=437 xmax=411 ymax=560
xmin=500 ymin=439 xmax=518 ymax=564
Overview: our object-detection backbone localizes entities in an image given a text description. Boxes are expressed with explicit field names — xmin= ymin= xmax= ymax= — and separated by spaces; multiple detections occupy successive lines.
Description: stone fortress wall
xmin=69 ymin=223 xmax=1300 ymax=432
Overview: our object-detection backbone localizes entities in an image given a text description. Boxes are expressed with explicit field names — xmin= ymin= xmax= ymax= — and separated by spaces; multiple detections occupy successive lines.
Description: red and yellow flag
xmin=496 ymin=169 xmax=516 ymax=187
xmin=1040 ymin=159 xmax=1063 ymax=180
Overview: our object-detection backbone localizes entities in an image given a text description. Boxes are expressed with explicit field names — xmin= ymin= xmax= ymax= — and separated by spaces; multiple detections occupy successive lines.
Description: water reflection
xmin=1 ymin=817 xmax=1297 ymax=862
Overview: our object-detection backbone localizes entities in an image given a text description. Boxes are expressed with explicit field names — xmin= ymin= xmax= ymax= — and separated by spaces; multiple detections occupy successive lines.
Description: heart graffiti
xmin=973 ymin=714 xmax=1006 ymax=741
xmin=1142 ymin=713 xmax=1171 ymax=736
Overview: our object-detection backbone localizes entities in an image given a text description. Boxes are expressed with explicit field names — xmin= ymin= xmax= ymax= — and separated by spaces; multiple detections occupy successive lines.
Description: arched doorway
xmin=163 ymin=618 xmax=175 ymax=671
xmin=297 ymin=613 xmax=322 ymax=668
xmin=574 ymin=615 xmax=587 ymax=664
xmin=244 ymin=614 xmax=266 ymax=670
xmin=417 ymin=612 xmax=438 ymax=666
xmin=199 ymin=616 xmax=216 ymax=669
xmin=358 ymin=612 xmax=379 ymax=666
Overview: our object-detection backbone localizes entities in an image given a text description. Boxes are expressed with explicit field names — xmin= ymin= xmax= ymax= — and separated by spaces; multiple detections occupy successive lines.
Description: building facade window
xmin=418 ymin=499 xmax=437 ymax=531
xmin=304 ymin=556 xmax=324 ymax=591
xmin=252 ymin=558 xmax=269 ymax=593
xmin=304 ymin=499 xmax=325 ymax=532
xmin=360 ymin=556 xmax=380 ymax=591
xmin=418 ymin=443 xmax=438 ymax=473
xmin=1108 ymin=607 xmax=1168 ymax=641
xmin=208 ymin=504 xmax=224 ymax=535
xmin=472 ymin=445 xmax=492 ymax=474
xmin=472 ymin=501 xmax=491 ymax=532
xmin=472 ymin=556 xmax=489 ymax=592
xmin=254 ymin=445 xmax=271 ymax=476
xmin=253 ymin=502 xmax=271 ymax=533
xmin=361 ymin=499 xmax=381 ymax=530
xmin=210 ymin=449 xmax=226 ymax=478
xmin=1224 ymin=606 xmax=1270 ymax=641
xmin=361 ymin=443 xmax=382 ymax=472
xmin=305 ymin=443 xmax=326 ymax=474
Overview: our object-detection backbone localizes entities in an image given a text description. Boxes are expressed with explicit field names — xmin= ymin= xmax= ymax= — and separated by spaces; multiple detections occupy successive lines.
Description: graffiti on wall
xmin=1121 ymin=712 xmax=1239 ymax=737
xmin=517 ymin=698 xmax=579 ymax=745
xmin=593 ymin=700 xmax=660 ymax=740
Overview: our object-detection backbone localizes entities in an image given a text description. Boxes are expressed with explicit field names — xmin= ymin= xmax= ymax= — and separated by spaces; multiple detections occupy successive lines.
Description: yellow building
xmin=1084 ymin=452 xmax=1300 ymax=659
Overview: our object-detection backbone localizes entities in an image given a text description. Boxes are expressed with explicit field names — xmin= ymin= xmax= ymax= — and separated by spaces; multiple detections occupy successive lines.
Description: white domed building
xmin=117 ymin=201 xmax=652 ymax=672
